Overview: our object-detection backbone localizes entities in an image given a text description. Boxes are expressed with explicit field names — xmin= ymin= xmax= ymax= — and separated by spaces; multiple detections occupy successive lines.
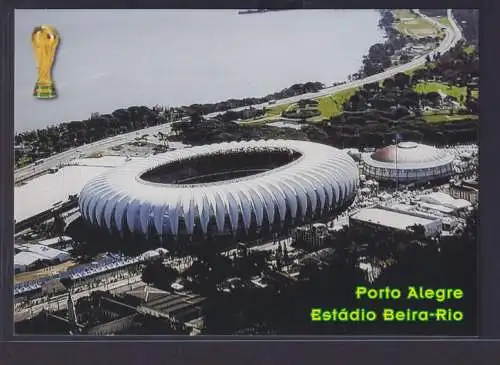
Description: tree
xmin=157 ymin=131 xmax=169 ymax=150
xmin=141 ymin=259 xmax=179 ymax=290
xmin=60 ymin=277 xmax=74 ymax=293
xmin=235 ymin=250 xmax=269 ymax=278
xmin=298 ymin=262 xmax=320 ymax=281
xmin=52 ymin=213 xmax=66 ymax=236
xmin=424 ymin=91 xmax=442 ymax=106
xmin=382 ymin=78 xmax=396 ymax=90
xmin=283 ymin=246 xmax=289 ymax=266
xmin=393 ymin=72 xmax=411 ymax=89
xmin=407 ymin=224 xmax=427 ymax=240
xmin=190 ymin=111 xmax=203 ymax=123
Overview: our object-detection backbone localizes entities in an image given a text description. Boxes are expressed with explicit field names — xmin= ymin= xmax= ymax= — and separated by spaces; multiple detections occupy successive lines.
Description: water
xmin=15 ymin=9 xmax=384 ymax=132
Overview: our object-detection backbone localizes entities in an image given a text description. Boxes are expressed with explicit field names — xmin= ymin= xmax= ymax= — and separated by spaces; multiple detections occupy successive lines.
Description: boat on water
xmin=238 ymin=9 xmax=269 ymax=15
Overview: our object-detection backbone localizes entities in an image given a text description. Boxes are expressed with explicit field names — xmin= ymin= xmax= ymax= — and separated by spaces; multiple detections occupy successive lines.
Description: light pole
xmin=395 ymin=141 xmax=398 ymax=191
xmin=393 ymin=134 xmax=400 ymax=192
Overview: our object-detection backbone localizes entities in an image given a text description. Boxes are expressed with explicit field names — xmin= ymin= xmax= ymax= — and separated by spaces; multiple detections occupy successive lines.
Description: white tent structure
xmin=420 ymin=192 xmax=472 ymax=211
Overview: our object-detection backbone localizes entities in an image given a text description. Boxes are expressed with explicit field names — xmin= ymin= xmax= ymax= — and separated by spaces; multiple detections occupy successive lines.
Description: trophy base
xmin=33 ymin=82 xmax=57 ymax=99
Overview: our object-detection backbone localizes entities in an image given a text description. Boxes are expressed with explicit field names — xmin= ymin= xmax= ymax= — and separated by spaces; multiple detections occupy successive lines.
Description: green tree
xmin=141 ymin=259 xmax=179 ymax=290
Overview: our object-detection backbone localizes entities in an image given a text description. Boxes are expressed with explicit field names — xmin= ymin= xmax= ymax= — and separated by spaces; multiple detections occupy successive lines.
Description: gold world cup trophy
xmin=32 ymin=25 xmax=60 ymax=99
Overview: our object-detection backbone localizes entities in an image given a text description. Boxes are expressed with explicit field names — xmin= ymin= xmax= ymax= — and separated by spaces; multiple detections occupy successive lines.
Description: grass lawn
xmin=241 ymin=87 xmax=358 ymax=125
xmin=239 ymin=102 xmax=294 ymax=124
xmin=393 ymin=9 xmax=439 ymax=38
xmin=464 ymin=44 xmax=476 ymax=54
xmin=394 ymin=9 xmax=414 ymax=19
xmin=413 ymin=81 xmax=476 ymax=101
xmin=423 ymin=114 xmax=478 ymax=123
xmin=316 ymin=88 xmax=359 ymax=119
xmin=438 ymin=17 xmax=451 ymax=27
xmin=265 ymin=103 xmax=294 ymax=117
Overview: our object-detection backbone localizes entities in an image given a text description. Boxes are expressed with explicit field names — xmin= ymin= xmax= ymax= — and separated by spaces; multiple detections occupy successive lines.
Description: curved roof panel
xmin=79 ymin=139 xmax=359 ymax=239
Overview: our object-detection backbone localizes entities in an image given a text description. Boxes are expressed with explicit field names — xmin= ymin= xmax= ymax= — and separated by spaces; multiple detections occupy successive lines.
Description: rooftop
xmin=25 ymin=244 xmax=70 ymax=260
xmin=14 ymin=251 xmax=48 ymax=267
xmin=363 ymin=142 xmax=454 ymax=169
xmin=350 ymin=207 xmax=439 ymax=231
xmin=38 ymin=236 xmax=73 ymax=246
xmin=421 ymin=192 xmax=472 ymax=210
xmin=418 ymin=202 xmax=455 ymax=214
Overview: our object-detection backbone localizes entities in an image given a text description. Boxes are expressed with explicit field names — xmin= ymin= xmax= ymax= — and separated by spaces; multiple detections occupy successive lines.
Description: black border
xmin=2 ymin=0 xmax=499 ymax=363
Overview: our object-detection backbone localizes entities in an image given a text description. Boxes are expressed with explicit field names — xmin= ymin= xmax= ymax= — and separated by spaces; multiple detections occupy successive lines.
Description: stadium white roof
xmin=350 ymin=208 xmax=439 ymax=231
xmin=79 ymin=140 xmax=359 ymax=237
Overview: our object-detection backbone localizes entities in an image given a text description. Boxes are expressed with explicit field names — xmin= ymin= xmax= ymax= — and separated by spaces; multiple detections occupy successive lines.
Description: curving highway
xmin=15 ymin=9 xmax=462 ymax=183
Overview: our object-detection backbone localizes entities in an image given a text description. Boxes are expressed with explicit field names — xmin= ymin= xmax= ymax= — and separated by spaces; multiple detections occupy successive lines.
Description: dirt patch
xmin=15 ymin=260 xmax=78 ymax=283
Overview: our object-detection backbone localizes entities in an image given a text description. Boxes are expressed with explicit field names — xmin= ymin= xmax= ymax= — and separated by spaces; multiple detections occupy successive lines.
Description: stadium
xmin=78 ymin=140 xmax=359 ymax=244
xmin=361 ymin=142 xmax=454 ymax=184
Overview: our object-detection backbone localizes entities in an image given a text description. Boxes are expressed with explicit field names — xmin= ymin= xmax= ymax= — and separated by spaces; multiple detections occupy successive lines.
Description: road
xmin=15 ymin=9 xmax=462 ymax=183
xmin=14 ymin=123 xmax=174 ymax=183
xmin=14 ymin=275 xmax=144 ymax=322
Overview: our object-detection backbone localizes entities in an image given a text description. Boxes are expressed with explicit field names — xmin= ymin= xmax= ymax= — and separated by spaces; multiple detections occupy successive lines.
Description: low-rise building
xmin=38 ymin=236 xmax=74 ymax=250
xmin=14 ymin=251 xmax=50 ymax=273
xmin=449 ymin=179 xmax=478 ymax=203
xmin=350 ymin=206 xmax=442 ymax=237
xmin=420 ymin=192 xmax=472 ymax=213
xmin=25 ymin=244 xmax=71 ymax=264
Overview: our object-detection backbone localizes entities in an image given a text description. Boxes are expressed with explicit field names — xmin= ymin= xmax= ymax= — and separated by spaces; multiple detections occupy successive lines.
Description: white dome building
xmin=361 ymin=142 xmax=454 ymax=184
xmin=79 ymin=140 xmax=359 ymax=242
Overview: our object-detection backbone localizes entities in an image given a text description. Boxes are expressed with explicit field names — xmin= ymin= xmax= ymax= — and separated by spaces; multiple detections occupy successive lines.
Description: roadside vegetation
xmin=413 ymin=81 xmax=478 ymax=101
xmin=464 ymin=44 xmax=476 ymax=54
xmin=420 ymin=9 xmax=478 ymax=46
xmin=171 ymin=40 xmax=478 ymax=149
xmin=438 ymin=17 xmax=451 ymax=27
xmin=15 ymin=10 xmax=478 ymax=168
xmin=316 ymin=88 xmax=359 ymax=119
xmin=423 ymin=114 xmax=478 ymax=124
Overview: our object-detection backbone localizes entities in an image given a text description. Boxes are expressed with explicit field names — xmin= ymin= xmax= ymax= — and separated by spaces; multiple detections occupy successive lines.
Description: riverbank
xmin=14 ymin=9 xmax=469 ymax=166
xmin=16 ymin=9 xmax=384 ymax=132
xmin=240 ymin=9 xmax=442 ymax=125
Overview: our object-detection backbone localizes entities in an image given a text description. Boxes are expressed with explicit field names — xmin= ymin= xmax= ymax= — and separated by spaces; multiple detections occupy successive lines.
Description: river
xmin=15 ymin=9 xmax=384 ymax=132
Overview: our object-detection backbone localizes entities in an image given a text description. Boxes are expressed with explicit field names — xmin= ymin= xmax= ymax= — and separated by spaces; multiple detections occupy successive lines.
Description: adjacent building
xmin=361 ymin=142 xmax=454 ymax=184
xmin=449 ymin=179 xmax=479 ymax=203
xmin=14 ymin=244 xmax=71 ymax=273
xmin=14 ymin=251 xmax=50 ymax=273
xmin=38 ymin=235 xmax=74 ymax=250
xmin=419 ymin=192 xmax=471 ymax=214
xmin=350 ymin=206 xmax=442 ymax=237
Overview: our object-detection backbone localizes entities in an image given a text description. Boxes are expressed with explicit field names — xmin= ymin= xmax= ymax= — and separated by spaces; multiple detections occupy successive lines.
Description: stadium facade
xmin=361 ymin=142 xmax=454 ymax=184
xmin=79 ymin=140 xmax=359 ymax=241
